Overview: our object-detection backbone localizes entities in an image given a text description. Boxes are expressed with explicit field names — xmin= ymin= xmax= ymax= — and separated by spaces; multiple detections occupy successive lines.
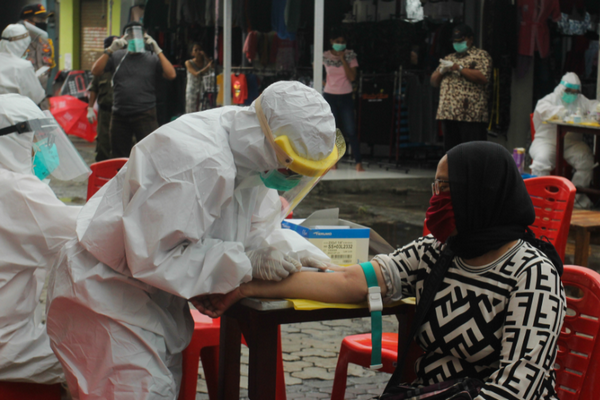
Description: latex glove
xmin=300 ymin=257 xmax=342 ymax=271
xmin=87 ymin=107 xmax=96 ymax=124
xmin=556 ymin=107 xmax=568 ymax=119
xmin=107 ymin=38 xmax=127 ymax=53
xmin=144 ymin=34 xmax=162 ymax=54
xmin=439 ymin=59 xmax=453 ymax=74
xmin=247 ymin=247 xmax=302 ymax=281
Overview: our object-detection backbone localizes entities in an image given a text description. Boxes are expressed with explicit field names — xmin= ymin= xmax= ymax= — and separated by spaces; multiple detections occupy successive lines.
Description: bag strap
xmin=383 ymin=246 xmax=455 ymax=394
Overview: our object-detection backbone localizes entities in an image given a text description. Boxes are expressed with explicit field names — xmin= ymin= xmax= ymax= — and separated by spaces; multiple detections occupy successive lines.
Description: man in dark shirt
xmin=91 ymin=21 xmax=176 ymax=158
xmin=88 ymin=36 xmax=118 ymax=162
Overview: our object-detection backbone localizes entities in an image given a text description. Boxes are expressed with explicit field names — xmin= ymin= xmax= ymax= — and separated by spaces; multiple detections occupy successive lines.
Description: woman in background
xmin=323 ymin=28 xmax=363 ymax=171
xmin=185 ymin=42 xmax=213 ymax=113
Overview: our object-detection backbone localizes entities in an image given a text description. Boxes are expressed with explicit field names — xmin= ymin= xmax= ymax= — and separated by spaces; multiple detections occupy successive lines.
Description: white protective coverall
xmin=46 ymin=81 xmax=335 ymax=399
xmin=0 ymin=24 xmax=45 ymax=105
xmin=529 ymin=72 xmax=599 ymax=208
xmin=0 ymin=94 xmax=81 ymax=383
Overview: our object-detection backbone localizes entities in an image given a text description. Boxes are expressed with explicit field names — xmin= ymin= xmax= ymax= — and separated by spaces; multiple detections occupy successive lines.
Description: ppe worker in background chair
xmin=19 ymin=4 xmax=55 ymax=93
xmin=0 ymin=24 xmax=46 ymax=105
xmin=87 ymin=35 xmax=118 ymax=162
xmin=46 ymin=81 xmax=342 ymax=400
xmin=0 ymin=94 xmax=90 ymax=384
xmin=529 ymin=72 xmax=599 ymax=209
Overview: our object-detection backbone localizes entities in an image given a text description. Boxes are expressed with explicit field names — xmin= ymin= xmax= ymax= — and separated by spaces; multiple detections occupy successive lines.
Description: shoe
xmin=356 ymin=163 xmax=365 ymax=172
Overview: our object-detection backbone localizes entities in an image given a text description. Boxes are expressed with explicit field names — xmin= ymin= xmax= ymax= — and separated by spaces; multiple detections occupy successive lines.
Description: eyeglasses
xmin=431 ymin=179 xmax=450 ymax=196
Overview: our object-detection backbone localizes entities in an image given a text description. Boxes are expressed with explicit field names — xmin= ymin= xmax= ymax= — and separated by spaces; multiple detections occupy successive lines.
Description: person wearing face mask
xmin=90 ymin=21 xmax=176 ymax=158
xmin=46 ymin=81 xmax=340 ymax=399
xmin=323 ymin=27 xmax=364 ymax=172
xmin=194 ymin=141 xmax=566 ymax=400
xmin=0 ymin=24 xmax=46 ymax=105
xmin=19 ymin=4 xmax=55 ymax=93
xmin=431 ymin=24 xmax=492 ymax=152
xmin=0 ymin=93 xmax=89 ymax=384
xmin=529 ymin=72 xmax=599 ymax=209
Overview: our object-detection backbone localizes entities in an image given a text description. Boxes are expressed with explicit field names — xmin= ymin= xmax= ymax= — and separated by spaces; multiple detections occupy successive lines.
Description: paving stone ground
xmin=193 ymin=317 xmax=396 ymax=399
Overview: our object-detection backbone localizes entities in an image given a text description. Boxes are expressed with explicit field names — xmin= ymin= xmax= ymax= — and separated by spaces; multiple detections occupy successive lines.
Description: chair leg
xmin=200 ymin=346 xmax=220 ymax=399
xmin=276 ymin=325 xmax=287 ymax=400
xmin=331 ymin=342 xmax=351 ymax=400
xmin=178 ymin=345 xmax=202 ymax=400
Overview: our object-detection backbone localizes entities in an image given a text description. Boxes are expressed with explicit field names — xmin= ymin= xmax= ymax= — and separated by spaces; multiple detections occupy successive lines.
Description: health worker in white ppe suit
xmin=0 ymin=24 xmax=46 ymax=105
xmin=0 ymin=93 xmax=90 ymax=383
xmin=529 ymin=72 xmax=599 ymax=209
xmin=46 ymin=81 xmax=343 ymax=399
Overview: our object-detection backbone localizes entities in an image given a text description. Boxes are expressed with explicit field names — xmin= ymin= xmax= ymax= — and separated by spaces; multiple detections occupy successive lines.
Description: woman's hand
xmin=191 ymin=288 xmax=245 ymax=318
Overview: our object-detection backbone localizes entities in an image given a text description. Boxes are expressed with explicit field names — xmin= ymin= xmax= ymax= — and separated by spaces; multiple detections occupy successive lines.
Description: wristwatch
xmin=458 ymin=65 xmax=464 ymax=72
xmin=104 ymin=49 xmax=112 ymax=55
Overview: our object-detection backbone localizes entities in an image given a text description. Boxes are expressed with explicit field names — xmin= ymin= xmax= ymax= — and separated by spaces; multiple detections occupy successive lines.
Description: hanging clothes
xmin=231 ymin=73 xmax=248 ymax=104
xmin=517 ymin=0 xmax=561 ymax=58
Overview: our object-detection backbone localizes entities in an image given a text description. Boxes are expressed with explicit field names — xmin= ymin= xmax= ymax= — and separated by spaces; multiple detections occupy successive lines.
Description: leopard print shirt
xmin=436 ymin=46 xmax=492 ymax=123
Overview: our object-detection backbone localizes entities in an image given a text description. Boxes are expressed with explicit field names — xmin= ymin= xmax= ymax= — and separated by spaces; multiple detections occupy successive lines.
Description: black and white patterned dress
xmin=373 ymin=236 xmax=566 ymax=400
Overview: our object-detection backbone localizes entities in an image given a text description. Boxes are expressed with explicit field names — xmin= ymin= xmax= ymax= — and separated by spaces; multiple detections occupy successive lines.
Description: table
xmin=545 ymin=120 xmax=600 ymax=187
xmin=217 ymin=298 xmax=415 ymax=400
xmin=570 ymin=209 xmax=600 ymax=267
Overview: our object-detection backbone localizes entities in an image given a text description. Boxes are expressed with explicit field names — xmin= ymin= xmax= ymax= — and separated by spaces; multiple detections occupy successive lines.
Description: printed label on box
xmin=317 ymin=239 xmax=357 ymax=265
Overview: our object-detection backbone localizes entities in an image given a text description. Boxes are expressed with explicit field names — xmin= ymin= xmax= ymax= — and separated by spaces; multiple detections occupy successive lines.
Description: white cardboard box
xmin=281 ymin=208 xmax=394 ymax=266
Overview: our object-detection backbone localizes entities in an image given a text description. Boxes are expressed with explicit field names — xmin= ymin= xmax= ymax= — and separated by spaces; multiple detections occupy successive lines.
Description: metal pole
xmin=224 ymin=0 xmax=232 ymax=105
xmin=313 ymin=0 xmax=324 ymax=94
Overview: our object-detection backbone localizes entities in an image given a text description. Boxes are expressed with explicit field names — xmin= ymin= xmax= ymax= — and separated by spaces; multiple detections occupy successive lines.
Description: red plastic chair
xmin=330 ymin=306 xmax=423 ymax=400
xmin=555 ymin=265 xmax=600 ymax=400
xmin=178 ymin=310 xmax=287 ymax=400
xmin=0 ymin=382 xmax=61 ymax=400
xmin=86 ymin=158 xmax=128 ymax=200
xmin=525 ymin=176 xmax=576 ymax=262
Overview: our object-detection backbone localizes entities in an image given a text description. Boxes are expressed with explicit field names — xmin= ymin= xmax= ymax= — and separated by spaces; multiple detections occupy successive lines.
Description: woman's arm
xmin=185 ymin=60 xmax=200 ymax=77
xmin=192 ymin=261 xmax=387 ymax=318
xmin=340 ymin=54 xmax=357 ymax=82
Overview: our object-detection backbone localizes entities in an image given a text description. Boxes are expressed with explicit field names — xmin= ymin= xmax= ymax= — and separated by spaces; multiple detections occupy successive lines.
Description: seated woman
xmin=193 ymin=141 xmax=566 ymax=400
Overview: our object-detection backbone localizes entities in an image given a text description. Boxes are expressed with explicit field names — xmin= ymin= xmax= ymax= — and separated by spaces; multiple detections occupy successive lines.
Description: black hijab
xmin=444 ymin=142 xmax=562 ymax=274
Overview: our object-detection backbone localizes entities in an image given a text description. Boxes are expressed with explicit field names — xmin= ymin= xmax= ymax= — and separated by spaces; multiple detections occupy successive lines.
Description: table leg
xmin=556 ymin=125 xmax=566 ymax=177
xmin=243 ymin=318 xmax=279 ymax=400
xmin=218 ymin=315 xmax=242 ymax=400
xmin=574 ymin=228 xmax=591 ymax=267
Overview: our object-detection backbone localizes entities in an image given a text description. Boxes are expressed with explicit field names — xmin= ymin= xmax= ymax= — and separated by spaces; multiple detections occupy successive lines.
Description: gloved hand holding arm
xmin=246 ymin=247 xmax=301 ymax=281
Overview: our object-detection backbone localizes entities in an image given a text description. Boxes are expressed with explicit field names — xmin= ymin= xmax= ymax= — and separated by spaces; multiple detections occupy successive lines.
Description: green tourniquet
xmin=360 ymin=261 xmax=382 ymax=369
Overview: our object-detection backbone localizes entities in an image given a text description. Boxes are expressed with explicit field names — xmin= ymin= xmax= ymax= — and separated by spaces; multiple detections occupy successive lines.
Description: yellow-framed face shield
xmin=254 ymin=95 xmax=346 ymax=220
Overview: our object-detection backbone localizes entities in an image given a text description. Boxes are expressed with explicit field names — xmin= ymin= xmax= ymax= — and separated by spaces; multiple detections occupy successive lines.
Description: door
xmin=80 ymin=0 xmax=106 ymax=71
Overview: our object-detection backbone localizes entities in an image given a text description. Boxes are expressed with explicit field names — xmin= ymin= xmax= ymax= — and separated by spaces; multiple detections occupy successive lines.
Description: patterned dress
xmin=373 ymin=236 xmax=565 ymax=400
xmin=185 ymin=59 xmax=209 ymax=113
xmin=436 ymin=47 xmax=492 ymax=123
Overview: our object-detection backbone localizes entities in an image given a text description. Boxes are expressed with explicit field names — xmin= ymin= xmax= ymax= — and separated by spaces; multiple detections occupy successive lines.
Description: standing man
xmin=87 ymin=36 xmax=118 ymax=162
xmin=430 ymin=24 xmax=492 ymax=152
xmin=91 ymin=22 xmax=176 ymax=158
xmin=19 ymin=4 xmax=55 ymax=92
xmin=0 ymin=24 xmax=46 ymax=105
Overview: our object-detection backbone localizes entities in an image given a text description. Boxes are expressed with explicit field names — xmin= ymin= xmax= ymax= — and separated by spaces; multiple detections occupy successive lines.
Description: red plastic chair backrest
xmin=555 ymin=265 xmax=600 ymax=400
xmin=524 ymin=176 xmax=576 ymax=262
xmin=86 ymin=158 xmax=128 ymax=200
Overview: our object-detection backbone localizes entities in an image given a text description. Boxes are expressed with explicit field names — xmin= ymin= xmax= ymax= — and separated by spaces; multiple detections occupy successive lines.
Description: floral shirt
xmin=436 ymin=46 xmax=492 ymax=123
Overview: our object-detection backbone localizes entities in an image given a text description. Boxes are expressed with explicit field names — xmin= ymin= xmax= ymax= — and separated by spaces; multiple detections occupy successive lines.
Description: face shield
xmin=124 ymin=26 xmax=145 ymax=53
xmin=0 ymin=111 xmax=90 ymax=181
xmin=255 ymin=95 xmax=346 ymax=221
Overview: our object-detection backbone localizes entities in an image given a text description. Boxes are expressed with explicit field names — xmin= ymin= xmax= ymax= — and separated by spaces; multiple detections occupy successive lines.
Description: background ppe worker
xmin=0 ymin=93 xmax=89 ymax=383
xmin=46 ymin=81 xmax=341 ymax=399
xmin=529 ymin=72 xmax=599 ymax=209
xmin=0 ymin=24 xmax=46 ymax=105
